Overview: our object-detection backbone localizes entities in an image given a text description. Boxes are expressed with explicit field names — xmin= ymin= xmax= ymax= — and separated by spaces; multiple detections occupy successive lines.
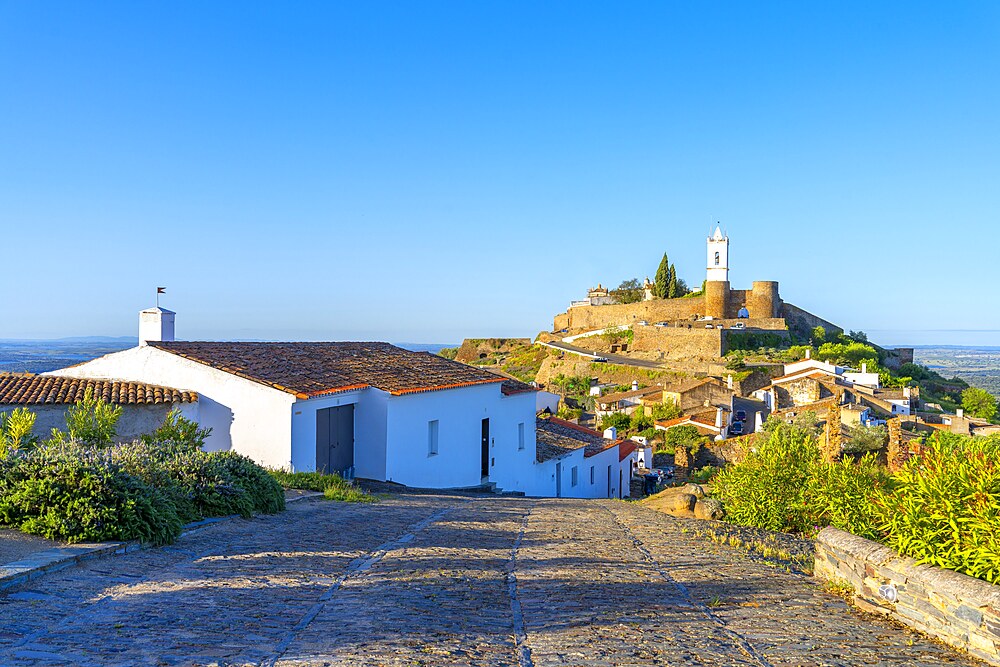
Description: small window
xmin=518 ymin=422 xmax=525 ymax=450
xmin=714 ymin=251 xmax=720 ymax=265
xmin=427 ymin=420 xmax=439 ymax=456
xmin=571 ymin=466 xmax=579 ymax=487
xmin=590 ymin=466 xmax=595 ymax=484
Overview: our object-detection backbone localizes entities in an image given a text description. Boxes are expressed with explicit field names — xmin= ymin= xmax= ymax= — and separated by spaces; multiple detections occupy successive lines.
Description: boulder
xmin=682 ymin=483 xmax=706 ymax=498
xmin=694 ymin=498 xmax=725 ymax=521
xmin=648 ymin=492 xmax=697 ymax=517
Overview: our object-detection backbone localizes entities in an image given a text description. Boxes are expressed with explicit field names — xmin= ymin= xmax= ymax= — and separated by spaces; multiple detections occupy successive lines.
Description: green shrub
xmin=51 ymin=387 xmax=122 ymax=447
xmin=0 ymin=408 xmax=38 ymax=458
xmin=714 ymin=422 xmax=820 ymax=533
xmin=879 ymin=433 xmax=1000 ymax=583
xmin=140 ymin=409 xmax=212 ymax=451
xmin=599 ymin=412 xmax=632 ymax=432
xmin=803 ymin=455 xmax=888 ymax=540
xmin=268 ymin=469 xmax=375 ymax=503
xmin=0 ymin=445 xmax=183 ymax=545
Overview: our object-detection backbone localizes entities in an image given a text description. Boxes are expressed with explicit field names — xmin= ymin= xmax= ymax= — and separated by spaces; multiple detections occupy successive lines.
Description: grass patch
xmin=823 ymin=578 xmax=857 ymax=599
xmin=268 ymin=470 xmax=376 ymax=503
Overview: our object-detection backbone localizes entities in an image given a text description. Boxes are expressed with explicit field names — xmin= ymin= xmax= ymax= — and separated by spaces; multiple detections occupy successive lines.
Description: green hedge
xmin=0 ymin=442 xmax=285 ymax=546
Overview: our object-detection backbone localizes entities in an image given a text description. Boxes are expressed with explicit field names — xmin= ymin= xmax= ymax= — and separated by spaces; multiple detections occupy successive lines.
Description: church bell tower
xmin=706 ymin=225 xmax=729 ymax=283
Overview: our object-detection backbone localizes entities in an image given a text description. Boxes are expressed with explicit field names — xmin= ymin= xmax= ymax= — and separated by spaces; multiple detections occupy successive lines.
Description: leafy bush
xmin=688 ymin=465 xmax=721 ymax=484
xmin=0 ymin=444 xmax=183 ymax=545
xmin=879 ymin=433 xmax=1000 ymax=583
xmin=629 ymin=411 xmax=653 ymax=432
xmin=650 ymin=401 xmax=682 ymax=421
xmin=0 ymin=408 xmax=38 ymax=458
xmin=961 ymin=387 xmax=999 ymax=422
xmin=599 ymin=412 xmax=632 ymax=432
xmin=714 ymin=422 xmax=821 ymax=533
xmin=140 ymin=409 xmax=212 ymax=451
xmin=803 ymin=455 xmax=887 ymax=540
xmin=50 ymin=387 xmax=122 ymax=447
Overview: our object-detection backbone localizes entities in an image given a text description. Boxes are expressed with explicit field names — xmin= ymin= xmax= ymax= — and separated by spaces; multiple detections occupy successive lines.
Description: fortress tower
xmin=705 ymin=225 xmax=731 ymax=319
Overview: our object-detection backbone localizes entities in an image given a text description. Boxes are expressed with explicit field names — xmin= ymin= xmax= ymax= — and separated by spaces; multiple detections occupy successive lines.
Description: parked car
xmin=730 ymin=422 xmax=744 ymax=435
xmin=592 ymin=357 xmax=609 ymax=363
xmin=637 ymin=320 xmax=649 ymax=326
xmin=654 ymin=321 xmax=669 ymax=327
xmin=716 ymin=324 xmax=724 ymax=329
xmin=730 ymin=322 xmax=746 ymax=329
xmin=705 ymin=323 xmax=714 ymax=329
xmin=735 ymin=410 xmax=747 ymax=422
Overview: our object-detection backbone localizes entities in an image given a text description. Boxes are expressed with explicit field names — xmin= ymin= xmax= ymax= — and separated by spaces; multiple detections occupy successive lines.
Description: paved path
xmin=0 ymin=495 xmax=983 ymax=666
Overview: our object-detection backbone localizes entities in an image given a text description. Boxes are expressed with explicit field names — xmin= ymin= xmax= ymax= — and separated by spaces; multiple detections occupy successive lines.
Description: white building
xmin=45 ymin=306 xmax=637 ymax=498
xmin=707 ymin=226 xmax=729 ymax=282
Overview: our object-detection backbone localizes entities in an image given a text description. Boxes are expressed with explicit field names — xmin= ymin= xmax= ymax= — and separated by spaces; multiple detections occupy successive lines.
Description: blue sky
xmin=1 ymin=2 xmax=998 ymax=346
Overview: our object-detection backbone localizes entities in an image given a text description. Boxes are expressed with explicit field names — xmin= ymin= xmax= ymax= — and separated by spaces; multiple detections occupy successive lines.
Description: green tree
xmin=675 ymin=278 xmax=690 ymax=297
xmin=630 ymin=411 xmax=653 ymax=431
xmin=666 ymin=264 xmax=678 ymax=298
xmin=599 ymin=412 xmax=632 ymax=433
xmin=811 ymin=326 xmax=826 ymax=346
xmin=612 ymin=278 xmax=643 ymax=304
xmin=653 ymin=253 xmax=670 ymax=298
xmin=663 ymin=424 xmax=704 ymax=451
xmin=961 ymin=387 xmax=999 ymax=421
xmin=650 ymin=401 xmax=682 ymax=421
xmin=842 ymin=423 xmax=888 ymax=454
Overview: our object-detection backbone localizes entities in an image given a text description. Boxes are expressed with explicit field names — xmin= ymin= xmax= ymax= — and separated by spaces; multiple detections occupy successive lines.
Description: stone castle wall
xmin=631 ymin=326 xmax=725 ymax=361
xmin=816 ymin=527 xmax=1000 ymax=666
xmin=780 ymin=302 xmax=843 ymax=339
xmin=556 ymin=281 xmax=788 ymax=333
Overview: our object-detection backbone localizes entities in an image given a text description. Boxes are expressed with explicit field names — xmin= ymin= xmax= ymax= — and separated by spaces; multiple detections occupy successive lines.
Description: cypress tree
xmin=653 ymin=253 xmax=670 ymax=299
xmin=666 ymin=264 xmax=678 ymax=298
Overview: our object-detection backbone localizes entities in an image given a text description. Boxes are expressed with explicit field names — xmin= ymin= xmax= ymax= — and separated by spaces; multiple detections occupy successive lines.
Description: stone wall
xmin=883 ymin=347 xmax=915 ymax=371
xmin=815 ymin=527 xmax=1000 ymax=665
xmin=632 ymin=326 xmax=724 ymax=361
xmin=454 ymin=338 xmax=532 ymax=364
xmin=781 ymin=302 xmax=843 ymax=339
xmin=556 ymin=296 xmax=707 ymax=332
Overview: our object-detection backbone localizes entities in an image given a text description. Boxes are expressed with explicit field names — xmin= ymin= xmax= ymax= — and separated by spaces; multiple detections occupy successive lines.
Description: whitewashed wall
xmin=487 ymin=391 xmax=539 ymax=494
xmin=289 ymin=389 xmax=368 ymax=473
xmin=8 ymin=401 xmax=198 ymax=444
xmin=385 ymin=384 xmax=487 ymax=488
xmin=47 ymin=347 xmax=296 ymax=469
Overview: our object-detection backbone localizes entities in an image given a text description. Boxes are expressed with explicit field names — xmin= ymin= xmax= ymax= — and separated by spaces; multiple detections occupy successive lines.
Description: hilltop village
xmin=445 ymin=227 xmax=998 ymax=480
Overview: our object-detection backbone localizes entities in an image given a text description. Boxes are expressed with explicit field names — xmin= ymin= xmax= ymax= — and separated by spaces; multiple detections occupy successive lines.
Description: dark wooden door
xmin=481 ymin=418 xmax=490 ymax=478
xmin=316 ymin=405 xmax=354 ymax=475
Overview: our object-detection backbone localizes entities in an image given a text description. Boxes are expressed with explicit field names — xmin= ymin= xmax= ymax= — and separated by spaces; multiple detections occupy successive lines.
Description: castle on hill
xmin=556 ymin=227 xmax=839 ymax=345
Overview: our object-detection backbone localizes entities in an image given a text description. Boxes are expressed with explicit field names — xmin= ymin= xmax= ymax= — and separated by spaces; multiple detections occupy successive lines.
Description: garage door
xmin=316 ymin=404 xmax=355 ymax=475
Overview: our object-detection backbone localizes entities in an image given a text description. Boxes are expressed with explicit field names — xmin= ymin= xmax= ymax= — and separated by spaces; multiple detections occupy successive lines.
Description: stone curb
xmin=0 ymin=491 xmax=324 ymax=593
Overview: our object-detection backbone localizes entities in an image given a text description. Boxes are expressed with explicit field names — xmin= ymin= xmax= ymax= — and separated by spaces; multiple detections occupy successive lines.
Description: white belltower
xmin=706 ymin=225 xmax=729 ymax=282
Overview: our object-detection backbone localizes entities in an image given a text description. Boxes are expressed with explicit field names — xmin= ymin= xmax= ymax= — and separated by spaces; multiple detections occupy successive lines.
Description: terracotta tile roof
xmin=148 ymin=342 xmax=504 ymax=398
xmin=535 ymin=417 xmax=622 ymax=462
xmin=598 ymin=386 xmax=662 ymax=405
xmin=0 ymin=373 xmax=196 ymax=405
xmin=500 ymin=377 xmax=538 ymax=396
xmin=619 ymin=441 xmax=638 ymax=461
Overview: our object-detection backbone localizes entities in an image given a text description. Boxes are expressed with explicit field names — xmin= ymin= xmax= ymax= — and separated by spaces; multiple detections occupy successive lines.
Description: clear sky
xmin=1 ymin=2 xmax=998 ymax=346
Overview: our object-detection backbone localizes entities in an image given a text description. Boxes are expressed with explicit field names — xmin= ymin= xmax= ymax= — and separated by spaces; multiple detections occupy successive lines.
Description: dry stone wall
xmin=815 ymin=527 xmax=1000 ymax=665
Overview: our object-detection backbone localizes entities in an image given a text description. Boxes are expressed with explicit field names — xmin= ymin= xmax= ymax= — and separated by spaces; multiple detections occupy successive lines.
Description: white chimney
xmin=139 ymin=306 xmax=175 ymax=346
xmin=631 ymin=380 xmax=639 ymax=392
xmin=805 ymin=349 xmax=811 ymax=359
xmin=957 ymin=408 xmax=964 ymax=419
xmin=903 ymin=386 xmax=911 ymax=398
xmin=727 ymin=374 xmax=734 ymax=390
xmin=861 ymin=363 xmax=867 ymax=374
xmin=603 ymin=426 xmax=617 ymax=440
xmin=715 ymin=407 xmax=723 ymax=428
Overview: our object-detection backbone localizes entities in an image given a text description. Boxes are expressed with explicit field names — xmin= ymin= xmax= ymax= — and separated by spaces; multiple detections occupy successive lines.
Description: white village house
xmin=44 ymin=306 xmax=637 ymax=498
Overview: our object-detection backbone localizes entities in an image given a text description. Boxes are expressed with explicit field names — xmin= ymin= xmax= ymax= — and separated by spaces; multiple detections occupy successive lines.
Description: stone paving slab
xmin=0 ymin=495 xmax=988 ymax=667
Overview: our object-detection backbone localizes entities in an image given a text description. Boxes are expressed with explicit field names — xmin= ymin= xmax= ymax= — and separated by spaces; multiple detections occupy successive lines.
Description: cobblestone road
xmin=0 ymin=495 xmax=984 ymax=666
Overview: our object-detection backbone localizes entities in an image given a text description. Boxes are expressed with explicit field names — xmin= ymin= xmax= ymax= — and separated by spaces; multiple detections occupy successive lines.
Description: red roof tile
xmin=0 ymin=373 xmax=196 ymax=405
xmin=148 ymin=341 xmax=504 ymax=398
